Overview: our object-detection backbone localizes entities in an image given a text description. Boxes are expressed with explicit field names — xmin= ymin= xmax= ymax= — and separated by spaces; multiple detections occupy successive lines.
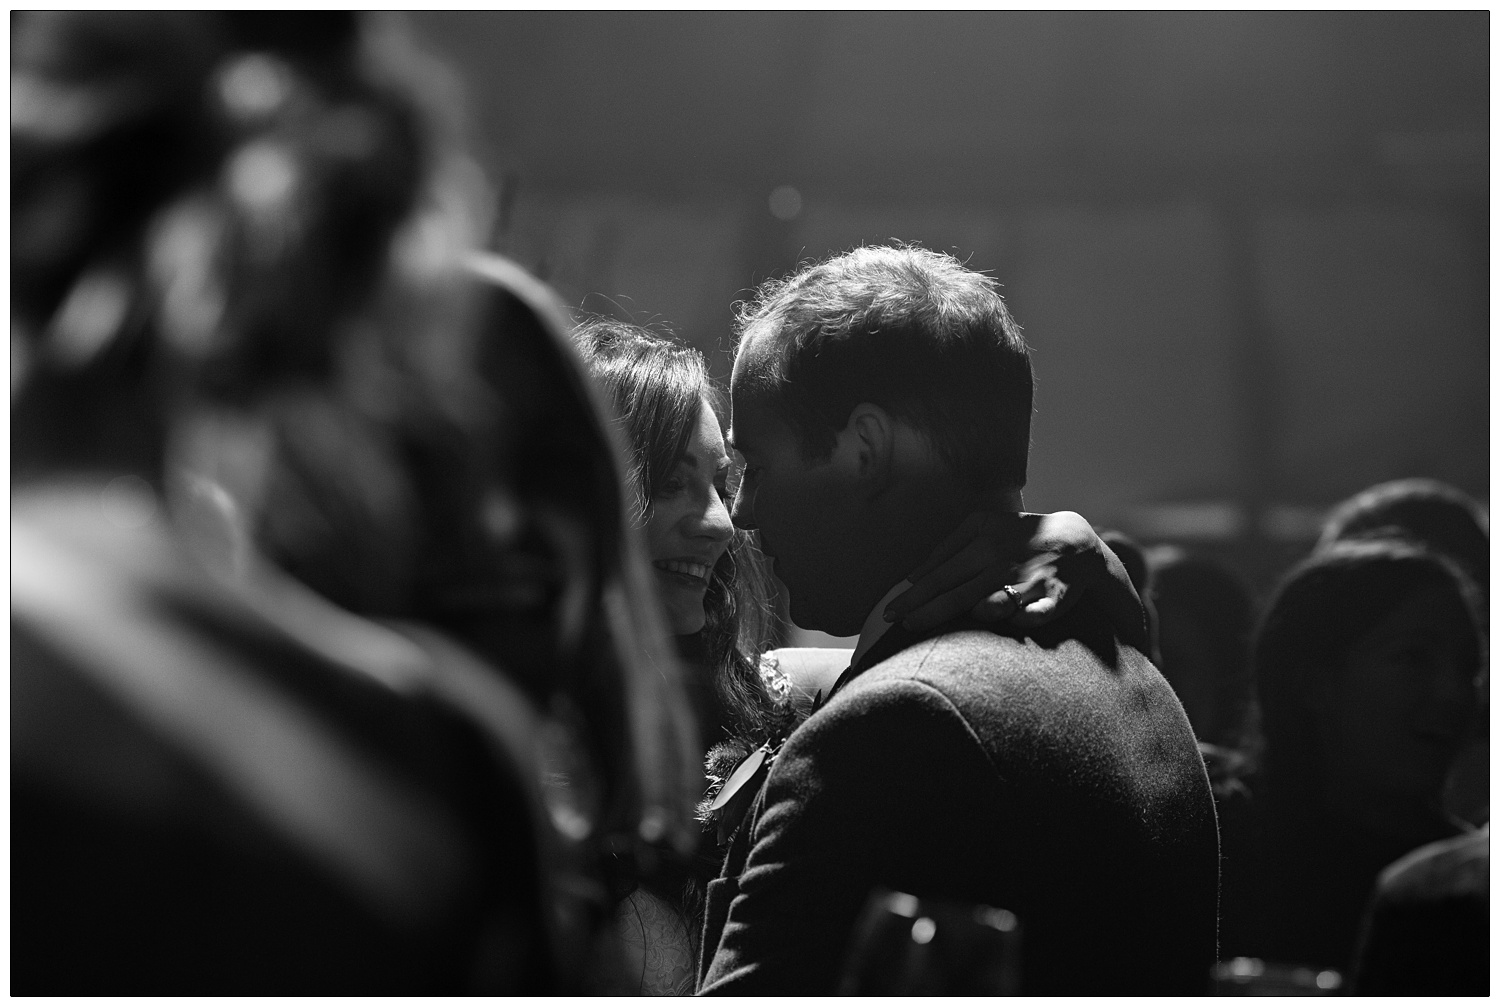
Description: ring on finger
xmin=1001 ymin=584 xmax=1024 ymax=610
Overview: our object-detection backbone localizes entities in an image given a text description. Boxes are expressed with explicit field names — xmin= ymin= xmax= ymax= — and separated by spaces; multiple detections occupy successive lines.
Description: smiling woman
xmin=1219 ymin=537 xmax=1484 ymax=975
xmin=574 ymin=317 xmax=791 ymax=994
xmin=644 ymin=405 xmax=735 ymax=633
xmin=574 ymin=319 xmax=785 ymax=739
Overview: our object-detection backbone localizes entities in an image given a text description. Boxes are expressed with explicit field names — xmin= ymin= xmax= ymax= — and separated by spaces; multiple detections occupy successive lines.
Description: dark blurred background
xmin=408 ymin=11 xmax=1488 ymax=596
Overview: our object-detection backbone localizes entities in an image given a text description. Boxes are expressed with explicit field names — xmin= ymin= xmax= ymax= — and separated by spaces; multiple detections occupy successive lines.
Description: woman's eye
xmin=658 ymin=477 xmax=685 ymax=496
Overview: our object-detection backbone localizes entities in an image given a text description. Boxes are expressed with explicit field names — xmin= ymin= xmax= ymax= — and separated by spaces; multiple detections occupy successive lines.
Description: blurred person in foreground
xmin=572 ymin=318 xmax=1150 ymax=992
xmin=697 ymin=244 xmax=1218 ymax=994
xmin=11 ymin=11 xmax=696 ymax=992
xmin=1218 ymin=539 xmax=1483 ymax=976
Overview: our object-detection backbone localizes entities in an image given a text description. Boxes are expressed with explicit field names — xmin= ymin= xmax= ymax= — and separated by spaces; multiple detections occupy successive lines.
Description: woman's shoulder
xmin=612 ymin=886 xmax=696 ymax=995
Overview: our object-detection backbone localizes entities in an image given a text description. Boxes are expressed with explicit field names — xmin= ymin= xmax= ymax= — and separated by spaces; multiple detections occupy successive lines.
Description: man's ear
xmin=834 ymin=402 xmax=897 ymax=494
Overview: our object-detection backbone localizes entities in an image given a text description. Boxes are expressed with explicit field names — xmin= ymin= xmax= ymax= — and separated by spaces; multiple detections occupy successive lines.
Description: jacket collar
xmin=820 ymin=614 xmax=990 ymax=710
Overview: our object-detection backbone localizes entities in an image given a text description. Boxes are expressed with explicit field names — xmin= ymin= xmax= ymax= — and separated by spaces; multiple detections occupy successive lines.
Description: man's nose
xmin=729 ymin=483 xmax=756 ymax=531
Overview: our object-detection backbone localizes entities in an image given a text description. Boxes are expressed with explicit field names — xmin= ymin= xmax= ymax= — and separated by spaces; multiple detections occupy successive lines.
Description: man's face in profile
xmin=727 ymin=335 xmax=865 ymax=635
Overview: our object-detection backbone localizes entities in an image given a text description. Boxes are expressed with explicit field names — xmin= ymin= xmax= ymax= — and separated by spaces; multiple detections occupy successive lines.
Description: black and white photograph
xmin=10 ymin=11 xmax=1489 ymax=995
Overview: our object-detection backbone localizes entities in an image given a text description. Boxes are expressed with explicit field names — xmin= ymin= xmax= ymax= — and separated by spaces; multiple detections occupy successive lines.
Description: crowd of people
xmin=11 ymin=13 xmax=1488 ymax=995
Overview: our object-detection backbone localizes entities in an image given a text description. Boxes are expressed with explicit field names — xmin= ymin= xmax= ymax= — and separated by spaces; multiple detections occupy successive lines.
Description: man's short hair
xmin=734 ymin=243 xmax=1033 ymax=493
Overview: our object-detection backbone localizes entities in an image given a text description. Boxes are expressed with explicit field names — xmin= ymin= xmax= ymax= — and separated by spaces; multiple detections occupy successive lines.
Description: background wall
xmin=409 ymin=11 xmax=1488 ymax=598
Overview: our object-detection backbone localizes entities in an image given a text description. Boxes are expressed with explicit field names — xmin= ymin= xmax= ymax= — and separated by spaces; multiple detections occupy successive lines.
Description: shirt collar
xmin=850 ymin=579 xmax=912 ymax=670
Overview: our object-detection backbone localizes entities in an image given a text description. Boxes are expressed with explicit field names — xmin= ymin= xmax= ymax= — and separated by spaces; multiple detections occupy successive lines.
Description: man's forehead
xmin=731 ymin=328 xmax=777 ymax=386
xmin=730 ymin=328 xmax=794 ymax=443
xmin=727 ymin=391 xmax=792 ymax=457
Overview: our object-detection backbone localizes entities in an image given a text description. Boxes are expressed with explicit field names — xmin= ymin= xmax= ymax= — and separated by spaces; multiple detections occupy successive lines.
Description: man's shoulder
xmin=859 ymin=601 xmax=1149 ymax=701
xmin=832 ymin=603 xmax=1200 ymax=778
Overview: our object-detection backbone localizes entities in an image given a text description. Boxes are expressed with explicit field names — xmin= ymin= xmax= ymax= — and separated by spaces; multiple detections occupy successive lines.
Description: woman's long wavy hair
xmin=574 ymin=317 xmax=787 ymax=742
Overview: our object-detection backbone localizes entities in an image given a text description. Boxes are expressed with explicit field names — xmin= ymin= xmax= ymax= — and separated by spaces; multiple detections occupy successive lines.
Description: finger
xmin=903 ymin=511 xmax=989 ymax=585
xmin=1009 ymin=573 xmax=1075 ymax=628
xmin=967 ymin=572 xmax=1052 ymax=625
xmin=899 ymin=570 xmax=1001 ymax=633
xmin=1011 ymin=593 xmax=1061 ymax=627
xmin=1007 ymin=572 xmax=1053 ymax=606
xmin=970 ymin=587 xmax=1021 ymax=623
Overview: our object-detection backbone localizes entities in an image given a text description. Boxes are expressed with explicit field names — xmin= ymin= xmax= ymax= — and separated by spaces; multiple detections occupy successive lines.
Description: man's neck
xmin=843 ymin=487 xmax=1021 ymax=659
xmin=858 ymin=481 xmax=1018 ymax=602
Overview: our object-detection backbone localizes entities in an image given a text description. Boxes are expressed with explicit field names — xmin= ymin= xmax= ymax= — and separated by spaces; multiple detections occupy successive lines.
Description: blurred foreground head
xmin=13 ymin=12 xmax=440 ymax=466
xmin=436 ymin=255 xmax=702 ymax=854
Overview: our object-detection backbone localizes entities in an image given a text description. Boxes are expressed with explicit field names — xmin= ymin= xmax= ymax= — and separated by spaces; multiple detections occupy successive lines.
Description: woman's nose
xmin=692 ymin=487 xmax=735 ymax=543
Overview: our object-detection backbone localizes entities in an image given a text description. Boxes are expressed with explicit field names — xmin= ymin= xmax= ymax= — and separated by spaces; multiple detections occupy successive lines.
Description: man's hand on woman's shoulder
xmin=885 ymin=509 xmax=1150 ymax=651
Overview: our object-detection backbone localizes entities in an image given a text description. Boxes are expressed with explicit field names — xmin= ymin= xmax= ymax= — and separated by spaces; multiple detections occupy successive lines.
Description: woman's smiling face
xmin=1321 ymin=582 xmax=1478 ymax=812
xmin=643 ymin=398 xmax=735 ymax=635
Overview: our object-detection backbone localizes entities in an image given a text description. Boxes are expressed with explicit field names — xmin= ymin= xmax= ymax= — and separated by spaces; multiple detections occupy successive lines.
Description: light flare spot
xmin=47 ymin=269 xmax=131 ymax=368
xmin=227 ymin=140 xmax=299 ymax=214
xmin=769 ymin=185 xmax=803 ymax=221
xmin=217 ymin=53 xmax=294 ymax=121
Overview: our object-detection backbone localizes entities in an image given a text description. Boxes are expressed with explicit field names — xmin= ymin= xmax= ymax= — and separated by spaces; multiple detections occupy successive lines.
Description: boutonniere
xmin=704 ymin=738 xmax=783 ymax=845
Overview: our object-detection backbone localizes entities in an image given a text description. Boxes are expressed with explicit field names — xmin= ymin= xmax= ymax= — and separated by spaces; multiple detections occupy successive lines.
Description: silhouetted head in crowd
xmin=1255 ymin=539 xmax=1481 ymax=844
xmin=729 ymin=243 xmax=1032 ymax=635
xmin=574 ymin=318 xmax=784 ymax=744
xmin=1318 ymin=479 xmax=1488 ymax=605
xmin=1149 ymin=547 xmax=1257 ymax=749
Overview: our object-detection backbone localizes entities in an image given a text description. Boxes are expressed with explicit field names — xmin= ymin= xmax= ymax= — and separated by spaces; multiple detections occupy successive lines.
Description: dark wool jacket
xmin=698 ymin=602 xmax=1220 ymax=995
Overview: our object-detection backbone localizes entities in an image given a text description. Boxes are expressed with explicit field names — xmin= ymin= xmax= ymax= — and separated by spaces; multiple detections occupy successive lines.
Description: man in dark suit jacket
xmin=699 ymin=244 xmax=1219 ymax=994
